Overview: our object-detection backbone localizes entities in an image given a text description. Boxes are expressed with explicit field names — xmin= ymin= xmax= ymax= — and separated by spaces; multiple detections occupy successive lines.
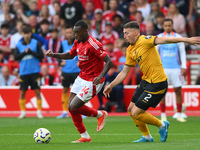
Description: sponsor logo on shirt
xmin=78 ymin=55 xmax=89 ymax=61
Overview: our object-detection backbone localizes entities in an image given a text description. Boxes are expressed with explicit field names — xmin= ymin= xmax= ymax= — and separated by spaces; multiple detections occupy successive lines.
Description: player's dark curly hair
xmin=123 ymin=21 xmax=140 ymax=30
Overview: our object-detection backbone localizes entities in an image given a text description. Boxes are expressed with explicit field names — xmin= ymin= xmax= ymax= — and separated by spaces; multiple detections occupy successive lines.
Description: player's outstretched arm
xmin=45 ymin=50 xmax=75 ymax=59
xmin=93 ymin=55 xmax=113 ymax=85
xmin=155 ymin=36 xmax=200 ymax=46
xmin=103 ymin=65 xmax=131 ymax=98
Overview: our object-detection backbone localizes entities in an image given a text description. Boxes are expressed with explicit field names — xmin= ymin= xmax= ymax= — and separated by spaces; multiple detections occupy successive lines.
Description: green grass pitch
xmin=0 ymin=116 xmax=200 ymax=150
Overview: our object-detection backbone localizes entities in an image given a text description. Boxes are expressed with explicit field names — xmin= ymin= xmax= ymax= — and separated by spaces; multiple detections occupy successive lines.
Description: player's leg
xmin=18 ymin=75 xmax=28 ymax=119
xmin=69 ymin=77 xmax=106 ymax=143
xmin=132 ymin=80 xmax=170 ymax=142
xmin=160 ymin=96 xmax=167 ymax=121
xmin=57 ymin=72 xmax=72 ymax=118
xmin=128 ymin=102 xmax=153 ymax=142
xmin=171 ymin=68 xmax=187 ymax=121
xmin=174 ymin=87 xmax=186 ymax=122
xmin=31 ymin=73 xmax=42 ymax=118
xmin=128 ymin=81 xmax=153 ymax=142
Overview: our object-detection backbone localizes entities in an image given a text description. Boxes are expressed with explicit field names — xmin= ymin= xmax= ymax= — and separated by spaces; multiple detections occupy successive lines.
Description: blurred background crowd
xmin=0 ymin=0 xmax=200 ymax=87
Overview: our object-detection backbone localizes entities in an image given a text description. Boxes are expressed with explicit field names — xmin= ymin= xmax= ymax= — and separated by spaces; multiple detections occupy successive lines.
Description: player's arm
xmin=178 ymin=42 xmax=187 ymax=75
xmin=103 ymin=65 xmax=132 ymax=97
xmin=28 ymin=42 xmax=44 ymax=60
xmin=155 ymin=36 xmax=200 ymax=46
xmin=14 ymin=47 xmax=27 ymax=61
xmin=93 ymin=55 xmax=113 ymax=85
xmin=45 ymin=49 xmax=75 ymax=59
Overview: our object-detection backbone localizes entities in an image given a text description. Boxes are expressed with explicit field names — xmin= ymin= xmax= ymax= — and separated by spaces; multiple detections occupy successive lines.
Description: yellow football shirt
xmin=125 ymin=35 xmax=167 ymax=83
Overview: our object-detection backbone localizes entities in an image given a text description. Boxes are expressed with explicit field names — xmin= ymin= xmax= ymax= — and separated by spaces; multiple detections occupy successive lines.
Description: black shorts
xmin=131 ymin=80 xmax=168 ymax=110
xmin=61 ymin=72 xmax=79 ymax=88
xmin=19 ymin=73 xmax=41 ymax=90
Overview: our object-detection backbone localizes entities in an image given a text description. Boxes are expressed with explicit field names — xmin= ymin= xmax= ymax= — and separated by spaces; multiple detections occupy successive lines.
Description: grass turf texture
xmin=0 ymin=116 xmax=200 ymax=150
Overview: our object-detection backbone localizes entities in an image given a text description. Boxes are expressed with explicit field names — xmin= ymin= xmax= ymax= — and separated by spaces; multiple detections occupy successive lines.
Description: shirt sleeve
xmin=142 ymin=35 xmax=157 ymax=48
xmin=69 ymin=40 xmax=77 ymax=56
xmin=93 ymin=44 xmax=107 ymax=59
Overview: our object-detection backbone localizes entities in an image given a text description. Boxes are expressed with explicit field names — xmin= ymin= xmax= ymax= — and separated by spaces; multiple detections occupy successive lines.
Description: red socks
xmin=69 ymin=105 xmax=98 ymax=134
xmin=177 ymin=103 xmax=182 ymax=113
xmin=160 ymin=102 xmax=165 ymax=113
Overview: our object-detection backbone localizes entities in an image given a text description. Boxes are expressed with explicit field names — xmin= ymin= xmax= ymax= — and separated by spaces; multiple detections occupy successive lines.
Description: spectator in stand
xmin=53 ymin=66 xmax=62 ymax=86
xmin=11 ymin=68 xmax=20 ymax=86
xmin=49 ymin=14 xmax=62 ymax=37
xmin=83 ymin=18 xmax=98 ymax=39
xmin=103 ymin=0 xmax=124 ymax=24
xmin=10 ymin=20 xmax=23 ymax=51
xmin=154 ymin=12 xmax=165 ymax=34
xmin=0 ymin=65 xmax=17 ymax=86
xmin=14 ymin=25 xmax=44 ymax=119
xmin=0 ymin=3 xmax=15 ymax=27
xmin=38 ymin=19 xmax=51 ymax=40
xmin=117 ymin=0 xmax=130 ymax=17
xmin=91 ymin=9 xmax=105 ymax=35
xmin=145 ymin=22 xmax=158 ymax=36
xmin=167 ymin=3 xmax=187 ymax=37
xmin=166 ymin=0 xmax=195 ymax=37
xmin=25 ymin=0 xmax=40 ymax=17
xmin=113 ymin=38 xmax=125 ymax=52
xmin=136 ymin=0 xmax=151 ymax=20
xmin=48 ymin=0 xmax=60 ymax=16
xmin=56 ymin=25 xmax=80 ymax=118
xmin=113 ymin=14 xmax=124 ymax=38
xmin=53 ymin=1 xmax=61 ymax=16
xmin=44 ymin=28 xmax=61 ymax=66
xmin=128 ymin=1 xmax=137 ymax=21
xmin=37 ymin=5 xmax=52 ymax=23
xmin=145 ymin=1 xmax=161 ymax=25
xmin=60 ymin=0 xmax=85 ymax=26
xmin=104 ymin=40 xmax=123 ymax=66
xmin=0 ymin=52 xmax=7 ymax=70
xmin=40 ymin=64 xmax=55 ymax=86
xmin=99 ymin=21 xmax=119 ymax=47
xmin=135 ymin=11 xmax=146 ymax=35
xmin=158 ymin=0 xmax=168 ymax=17
xmin=0 ymin=23 xmax=12 ymax=60
xmin=83 ymin=1 xmax=95 ymax=20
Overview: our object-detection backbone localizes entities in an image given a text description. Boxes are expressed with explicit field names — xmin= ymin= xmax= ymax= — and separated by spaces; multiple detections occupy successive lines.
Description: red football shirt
xmin=69 ymin=35 xmax=107 ymax=82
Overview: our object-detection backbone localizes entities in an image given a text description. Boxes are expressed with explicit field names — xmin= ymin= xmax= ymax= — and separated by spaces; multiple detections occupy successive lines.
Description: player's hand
xmin=25 ymin=47 xmax=29 ymax=53
xmin=93 ymin=76 xmax=102 ymax=85
xmin=103 ymin=84 xmax=112 ymax=98
xmin=188 ymin=37 xmax=200 ymax=46
xmin=45 ymin=50 xmax=54 ymax=57
xmin=181 ymin=68 xmax=186 ymax=76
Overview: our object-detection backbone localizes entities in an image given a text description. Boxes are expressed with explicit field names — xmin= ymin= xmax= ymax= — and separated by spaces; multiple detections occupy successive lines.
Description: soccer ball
xmin=34 ymin=128 xmax=51 ymax=143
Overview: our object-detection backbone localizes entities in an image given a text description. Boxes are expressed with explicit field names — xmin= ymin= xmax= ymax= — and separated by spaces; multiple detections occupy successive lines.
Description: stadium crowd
xmin=0 ymin=0 xmax=199 ymax=87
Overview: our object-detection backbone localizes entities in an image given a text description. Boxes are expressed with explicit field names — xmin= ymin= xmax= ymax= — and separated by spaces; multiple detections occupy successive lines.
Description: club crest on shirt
xmin=145 ymin=36 xmax=152 ymax=39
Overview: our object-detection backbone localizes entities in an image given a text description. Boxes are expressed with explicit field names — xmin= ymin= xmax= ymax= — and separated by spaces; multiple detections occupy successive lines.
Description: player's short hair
xmin=163 ymin=18 xmax=173 ymax=25
xmin=74 ymin=20 xmax=88 ymax=29
xmin=22 ymin=25 xmax=32 ymax=33
xmin=123 ymin=21 xmax=140 ymax=30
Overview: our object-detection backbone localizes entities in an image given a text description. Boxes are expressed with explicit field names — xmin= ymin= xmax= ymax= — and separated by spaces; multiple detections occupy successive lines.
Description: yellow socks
xmin=133 ymin=111 xmax=162 ymax=127
xmin=62 ymin=93 xmax=69 ymax=111
xmin=19 ymin=99 xmax=26 ymax=111
xmin=128 ymin=112 xmax=150 ymax=136
xmin=37 ymin=99 xmax=42 ymax=110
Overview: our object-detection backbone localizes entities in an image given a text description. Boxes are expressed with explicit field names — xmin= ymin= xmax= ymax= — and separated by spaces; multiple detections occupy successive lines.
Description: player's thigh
xmin=170 ymin=69 xmax=184 ymax=87
xmin=164 ymin=69 xmax=172 ymax=85
xmin=131 ymin=80 xmax=145 ymax=103
xmin=135 ymin=80 xmax=168 ymax=110
xmin=71 ymin=76 xmax=104 ymax=103
xmin=19 ymin=74 xmax=29 ymax=90
xmin=30 ymin=73 xmax=41 ymax=90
